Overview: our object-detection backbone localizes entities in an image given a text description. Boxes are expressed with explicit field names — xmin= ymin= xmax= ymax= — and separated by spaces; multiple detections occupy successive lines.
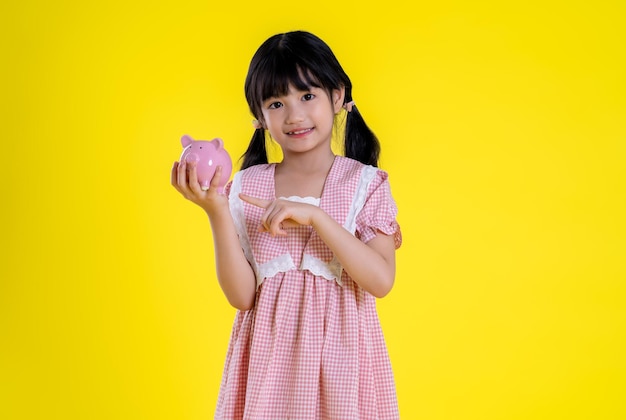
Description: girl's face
xmin=260 ymin=85 xmax=344 ymax=159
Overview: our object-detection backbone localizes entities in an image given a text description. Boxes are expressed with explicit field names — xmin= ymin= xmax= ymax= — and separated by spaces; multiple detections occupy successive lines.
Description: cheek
xmin=265 ymin=110 xmax=289 ymax=130
xmin=261 ymin=110 xmax=276 ymax=125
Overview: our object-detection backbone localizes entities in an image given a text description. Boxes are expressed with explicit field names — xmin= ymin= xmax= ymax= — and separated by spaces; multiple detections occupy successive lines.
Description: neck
xmin=274 ymin=151 xmax=337 ymax=199
xmin=278 ymin=150 xmax=336 ymax=175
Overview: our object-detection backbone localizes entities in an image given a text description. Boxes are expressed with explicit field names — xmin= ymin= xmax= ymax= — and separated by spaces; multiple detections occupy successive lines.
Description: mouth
xmin=287 ymin=127 xmax=313 ymax=136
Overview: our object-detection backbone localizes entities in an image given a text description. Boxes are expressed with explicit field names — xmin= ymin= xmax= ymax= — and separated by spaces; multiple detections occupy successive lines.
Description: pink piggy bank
xmin=179 ymin=134 xmax=232 ymax=193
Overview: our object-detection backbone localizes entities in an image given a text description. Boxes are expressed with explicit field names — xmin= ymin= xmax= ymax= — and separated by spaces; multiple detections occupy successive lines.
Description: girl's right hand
xmin=170 ymin=161 xmax=228 ymax=214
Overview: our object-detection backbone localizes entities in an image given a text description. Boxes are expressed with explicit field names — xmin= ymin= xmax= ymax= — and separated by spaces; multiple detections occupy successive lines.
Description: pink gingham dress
xmin=215 ymin=156 xmax=401 ymax=420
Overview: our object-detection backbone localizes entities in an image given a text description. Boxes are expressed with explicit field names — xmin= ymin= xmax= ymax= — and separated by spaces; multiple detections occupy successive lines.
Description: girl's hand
xmin=239 ymin=194 xmax=321 ymax=236
xmin=171 ymin=161 xmax=228 ymax=214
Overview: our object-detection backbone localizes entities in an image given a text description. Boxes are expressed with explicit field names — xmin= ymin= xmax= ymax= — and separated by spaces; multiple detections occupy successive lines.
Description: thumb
xmin=239 ymin=193 xmax=272 ymax=209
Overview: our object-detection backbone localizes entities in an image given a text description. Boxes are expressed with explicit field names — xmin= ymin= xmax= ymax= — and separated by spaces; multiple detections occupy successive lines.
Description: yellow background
xmin=1 ymin=1 xmax=624 ymax=419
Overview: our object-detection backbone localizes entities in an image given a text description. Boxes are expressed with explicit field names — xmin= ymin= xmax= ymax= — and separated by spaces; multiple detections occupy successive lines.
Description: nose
xmin=285 ymin=103 xmax=305 ymax=124
xmin=185 ymin=153 xmax=199 ymax=163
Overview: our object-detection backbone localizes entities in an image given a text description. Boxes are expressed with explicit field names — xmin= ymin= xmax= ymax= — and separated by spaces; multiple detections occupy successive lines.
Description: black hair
xmin=240 ymin=31 xmax=380 ymax=169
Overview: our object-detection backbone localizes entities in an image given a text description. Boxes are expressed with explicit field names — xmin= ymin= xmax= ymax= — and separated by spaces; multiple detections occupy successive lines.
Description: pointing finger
xmin=239 ymin=193 xmax=272 ymax=209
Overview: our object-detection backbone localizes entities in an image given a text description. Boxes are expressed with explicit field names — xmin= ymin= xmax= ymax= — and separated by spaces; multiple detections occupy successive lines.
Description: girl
xmin=172 ymin=31 xmax=401 ymax=420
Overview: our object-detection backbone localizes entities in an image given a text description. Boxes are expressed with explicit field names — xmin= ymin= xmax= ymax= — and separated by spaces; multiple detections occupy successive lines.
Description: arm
xmin=311 ymin=210 xmax=396 ymax=298
xmin=171 ymin=162 xmax=256 ymax=310
xmin=239 ymin=195 xmax=396 ymax=297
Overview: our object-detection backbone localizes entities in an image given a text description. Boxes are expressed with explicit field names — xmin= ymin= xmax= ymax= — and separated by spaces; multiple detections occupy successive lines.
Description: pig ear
xmin=213 ymin=138 xmax=224 ymax=150
xmin=181 ymin=135 xmax=194 ymax=147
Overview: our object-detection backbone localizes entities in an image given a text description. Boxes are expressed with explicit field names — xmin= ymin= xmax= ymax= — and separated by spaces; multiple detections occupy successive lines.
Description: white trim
xmin=300 ymin=253 xmax=344 ymax=285
xmin=345 ymin=165 xmax=377 ymax=234
xmin=228 ymin=172 xmax=260 ymax=286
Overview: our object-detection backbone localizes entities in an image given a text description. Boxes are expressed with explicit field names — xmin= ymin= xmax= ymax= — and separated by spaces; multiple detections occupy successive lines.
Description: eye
xmin=302 ymin=93 xmax=315 ymax=101
xmin=267 ymin=101 xmax=283 ymax=109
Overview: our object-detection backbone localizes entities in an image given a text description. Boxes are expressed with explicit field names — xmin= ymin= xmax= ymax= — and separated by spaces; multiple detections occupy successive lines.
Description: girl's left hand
xmin=239 ymin=194 xmax=321 ymax=236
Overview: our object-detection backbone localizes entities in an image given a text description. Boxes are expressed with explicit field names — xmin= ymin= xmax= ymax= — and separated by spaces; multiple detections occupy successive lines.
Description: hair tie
xmin=252 ymin=119 xmax=263 ymax=129
xmin=343 ymin=101 xmax=355 ymax=113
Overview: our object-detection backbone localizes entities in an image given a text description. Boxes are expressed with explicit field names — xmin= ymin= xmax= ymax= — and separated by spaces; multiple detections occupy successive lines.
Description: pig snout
xmin=185 ymin=153 xmax=200 ymax=164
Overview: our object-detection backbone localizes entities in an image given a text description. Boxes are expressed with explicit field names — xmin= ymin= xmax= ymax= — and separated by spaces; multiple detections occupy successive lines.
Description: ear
xmin=252 ymin=119 xmax=264 ymax=130
xmin=181 ymin=135 xmax=194 ymax=147
xmin=213 ymin=137 xmax=225 ymax=150
xmin=332 ymin=87 xmax=346 ymax=114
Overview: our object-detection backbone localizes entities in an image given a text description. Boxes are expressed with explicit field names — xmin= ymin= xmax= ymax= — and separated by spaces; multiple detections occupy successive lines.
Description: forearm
xmin=207 ymin=206 xmax=256 ymax=310
xmin=311 ymin=211 xmax=395 ymax=298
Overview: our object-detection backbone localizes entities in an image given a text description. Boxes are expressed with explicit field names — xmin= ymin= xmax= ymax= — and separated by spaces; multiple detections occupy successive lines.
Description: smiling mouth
xmin=287 ymin=128 xmax=313 ymax=135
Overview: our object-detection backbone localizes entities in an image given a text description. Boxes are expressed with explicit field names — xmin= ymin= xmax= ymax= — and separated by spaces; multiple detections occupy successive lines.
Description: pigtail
xmin=343 ymin=90 xmax=380 ymax=167
xmin=240 ymin=128 xmax=268 ymax=170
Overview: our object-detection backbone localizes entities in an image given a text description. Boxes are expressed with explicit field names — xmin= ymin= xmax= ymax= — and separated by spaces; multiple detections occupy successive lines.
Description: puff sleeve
xmin=355 ymin=169 xmax=402 ymax=249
